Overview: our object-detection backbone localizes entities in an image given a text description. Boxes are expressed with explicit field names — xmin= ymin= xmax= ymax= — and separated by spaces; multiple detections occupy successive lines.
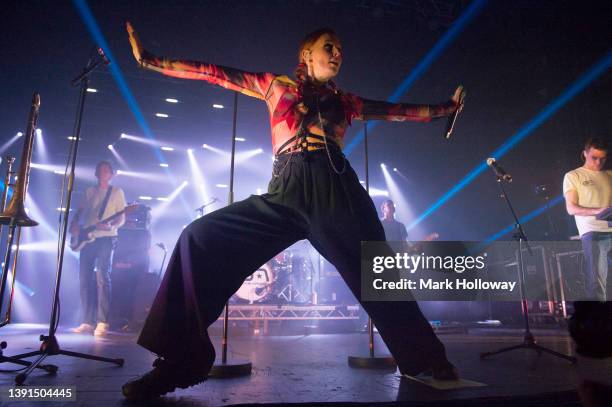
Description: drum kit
xmin=233 ymin=242 xmax=316 ymax=304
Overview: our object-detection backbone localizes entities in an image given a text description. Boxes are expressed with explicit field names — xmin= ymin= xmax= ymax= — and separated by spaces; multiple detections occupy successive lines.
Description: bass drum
xmin=234 ymin=263 xmax=276 ymax=304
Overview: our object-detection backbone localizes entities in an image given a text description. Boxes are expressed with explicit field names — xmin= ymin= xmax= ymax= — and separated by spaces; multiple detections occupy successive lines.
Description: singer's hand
xmin=126 ymin=22 xmax=145 ymax=64
xmin=450 ymin=85 xmax=465 ymax=113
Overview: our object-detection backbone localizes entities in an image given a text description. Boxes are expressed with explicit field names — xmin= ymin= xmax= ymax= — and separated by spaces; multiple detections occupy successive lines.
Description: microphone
xmin=156 ymin=242 xmax=166 ymax=251
xmin=97 ymin=47 xmax=111 ymax=66
xmin=444 ymin=86 xmax=465 ymax=139
xmin=486 ymin=158 xmax=512 ymax=182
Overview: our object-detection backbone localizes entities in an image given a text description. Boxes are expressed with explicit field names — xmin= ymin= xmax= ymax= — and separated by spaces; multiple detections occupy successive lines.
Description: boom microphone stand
xmin=348 ymin=122 xmax=396 ymax=369
xmin=7 ymin=48 xmax=124 ymax=385
xmin=480 ymin=168 xmax=576 ymax=364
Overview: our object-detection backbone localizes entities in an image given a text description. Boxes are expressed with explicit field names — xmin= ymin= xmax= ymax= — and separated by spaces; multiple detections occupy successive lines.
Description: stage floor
xmin=0 ymin=323 xmax=610 ymax=406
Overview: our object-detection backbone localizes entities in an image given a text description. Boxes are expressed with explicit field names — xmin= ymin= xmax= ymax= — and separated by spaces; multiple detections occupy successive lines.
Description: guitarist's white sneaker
xmin=72 ymin=323 xmax=94 ymax=334
xmin=94 ymin=322 xmax=110 ymax=337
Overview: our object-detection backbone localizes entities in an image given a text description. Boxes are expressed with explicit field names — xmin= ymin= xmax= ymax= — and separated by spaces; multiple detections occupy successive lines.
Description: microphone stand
xmin=208 ymin=92 xmax=252 ymax=377
xmin=348 ymin=122 xmax=396 ymax=369
xmin=480 ymin=175 xmax=576 ymax=364
xmin=155 ymin=244 xmax=168 ymax=284
xmin=8 ymin=49 xmax=124 ymax=385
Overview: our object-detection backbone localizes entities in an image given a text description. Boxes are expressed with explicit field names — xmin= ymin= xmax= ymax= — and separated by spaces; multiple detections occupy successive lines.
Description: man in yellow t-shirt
xmin=70 ymin=161 xmax=126 ymax=335
xmin=563 ymin=138 xmax=611 ymax=301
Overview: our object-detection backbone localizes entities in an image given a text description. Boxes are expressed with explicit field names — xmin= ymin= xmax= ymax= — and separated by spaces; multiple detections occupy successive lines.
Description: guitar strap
xmin=98 ymin=186 xmax=113 ymax=220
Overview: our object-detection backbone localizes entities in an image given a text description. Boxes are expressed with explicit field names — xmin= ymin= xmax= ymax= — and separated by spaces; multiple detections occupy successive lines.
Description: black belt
xmin=276 ymin=133 xmax=341 ymax=156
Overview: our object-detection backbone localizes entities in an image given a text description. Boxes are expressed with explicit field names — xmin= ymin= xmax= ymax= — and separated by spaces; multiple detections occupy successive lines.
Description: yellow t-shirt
xmin=563 ymin=167 xmax=612 ymax=236
xmin=78 ymin=185 xmax=127 ymax=238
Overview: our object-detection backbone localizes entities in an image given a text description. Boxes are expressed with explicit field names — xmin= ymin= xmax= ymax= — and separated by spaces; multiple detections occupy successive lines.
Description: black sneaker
xmin=122 ymin=358 xmax=209 ymax=400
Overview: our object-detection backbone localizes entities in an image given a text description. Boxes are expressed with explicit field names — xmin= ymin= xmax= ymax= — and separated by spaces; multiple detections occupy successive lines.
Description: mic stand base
xmin=480 ymin=330 xmax=576 ymax=364
xmin=6 ymin=335 xmax=123 ymax=385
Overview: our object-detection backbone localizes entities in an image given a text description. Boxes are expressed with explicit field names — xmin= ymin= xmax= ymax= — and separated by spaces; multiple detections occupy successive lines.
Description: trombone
xmin=0 ymin=93 xmax=40 ymax=328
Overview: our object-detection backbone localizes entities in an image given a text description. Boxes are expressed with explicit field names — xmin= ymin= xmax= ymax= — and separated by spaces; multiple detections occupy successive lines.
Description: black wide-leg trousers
xmin=138 ymin=149 xmax=446 ymax=374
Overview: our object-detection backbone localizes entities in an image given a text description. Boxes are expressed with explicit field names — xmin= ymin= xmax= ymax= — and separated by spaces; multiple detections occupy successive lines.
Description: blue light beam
xmin=345 ymin=0 xmax=488 ymax=155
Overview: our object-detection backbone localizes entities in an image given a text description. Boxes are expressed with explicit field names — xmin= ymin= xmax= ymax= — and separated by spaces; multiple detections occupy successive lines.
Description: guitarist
xmin=70 ymin=160 xmax=126 ymax=336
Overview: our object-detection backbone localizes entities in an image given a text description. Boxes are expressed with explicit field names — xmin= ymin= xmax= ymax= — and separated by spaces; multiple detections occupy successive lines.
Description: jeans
xmin=79 ymin=236 xmax=115 ymax=324
xmin=581 ymin=232 xmax=612 ymax=301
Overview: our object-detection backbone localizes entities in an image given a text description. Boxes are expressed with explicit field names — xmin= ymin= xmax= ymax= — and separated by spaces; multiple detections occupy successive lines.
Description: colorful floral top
xmin=135 ymin=51 xmax=456 ymax=155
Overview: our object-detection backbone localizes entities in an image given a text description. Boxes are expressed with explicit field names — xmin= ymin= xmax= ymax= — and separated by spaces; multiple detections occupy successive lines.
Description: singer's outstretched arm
xmin=344 ymin=86 xmax=463 ymax=122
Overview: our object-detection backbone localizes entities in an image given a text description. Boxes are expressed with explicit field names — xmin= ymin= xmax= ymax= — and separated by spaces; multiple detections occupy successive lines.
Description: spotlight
xmin=393 ymin=168 xmax=398 ymax=172
xmin=116 ymin=170 xmax=124 ymax=175
xmin=120 ymin=133 xmax=129 ymax=139
xmin=161 ymin=146 xmax=174 ymax=151
xmin=212 ymin=104 xmax=224 ymax=109
xmin=255 ymin=148 xmax=263 ymax=153
xmin=86 ymin=88 xmax=98 ymax=93
xmin=187 ymin=148 xmax=194 ymax=154
xmin=380 ymin=163 xmax=386 ymax=168
xmin=139 ymin=196 xmax=153 ymax=200
xmin=107 ymin=144 xmax=113 ymax=150
xmin=35 ymin=129 xmax=42 ymax=137
xmin=17 ymin=132 xmax=23 ymax=137
xmin=359 ymin=180 xmax=365 ymax=184
xmin=165 ymin=98 xmax=178 ymax=103
xmin=159 ymin=163 xmax=169 ymax=167
xmin=215 ymin=184 xmax=228 ymax=188
xmin=156 ymin=197 xmax=168 ymax=202
xmin=53 ymin=170 xmax=64 ymax=175
xmin=155 ymin=113 xmax=169 ymax=118
xmin=202 ymin=144 xmax=208 ymax=148
xmin=235 ymin=137 xmax=246 ymax=142
xmin=67 ymin=136 xmax=82 ymax=140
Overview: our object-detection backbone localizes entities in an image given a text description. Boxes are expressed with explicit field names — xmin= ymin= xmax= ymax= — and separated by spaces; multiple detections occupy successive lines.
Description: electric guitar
xmin=69 ymin=204 xmax=138 ymax=252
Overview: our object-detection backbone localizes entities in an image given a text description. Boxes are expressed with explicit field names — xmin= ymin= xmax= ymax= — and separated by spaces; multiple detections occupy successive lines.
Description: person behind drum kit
xmin=563 ymin=137 xmax=611 ymax=301
xmin=380 ymin=199 xmax=408 ymax=242
xmin=122 ymin=23 xmax=464 ymax=399
xmin=70 ymin=161 xmax=127 ymax=336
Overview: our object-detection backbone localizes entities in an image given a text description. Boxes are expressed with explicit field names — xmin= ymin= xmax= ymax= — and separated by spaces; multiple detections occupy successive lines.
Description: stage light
xmin=393 ymin=168 xmax=398 ymax=172
xmin=202 ymin=143 xmax=208 ymax=148
xmin=67 ymin=136 xmax=82 ymax=140
xmin=201 ymin=143 xmax=227 ymax=156
xmin=108 ymin=144 xmax=129 ymax=169
xmin=119 ymin=133 xmax=163 ymax=147
xmin=380 ymin=163 xmax=386 ymax=168
xmin=115 ymin=169 xmax=172 ymax=183
xmin=1 ymin=133 xmax=23 ymax=154
xmin=212 ymin=104 xmax=224 ymax=109
xmin=216 ymin=184 xmax=228 ymax=188
xmin=35 ymin=129 xmax=41 ymax=137
xmin=107 ymin=144 xmax=113 ymax=150
xmin=86 ymin=88 xmax=98 ymax=93
xmin=56 ymin=207 xmax=71 ymax=212
xmin=256 ymin=188 xmax=262 ymax=195
xmin=151 ymin=180 xmax=190 ymax=222
xmin=155 ymin=113 xmax=169 ymax=118
xmin=139 ymin=196 xmax=153 ymax=201
xmin=271 ymin=155 xmax=275 ymax=161
xmin=187 ymin=148 xmax=211 ymax=212
xmin=165 ymin=98 xmax=178 ymax=103
xmin=159 ymin=163 xmax=169 ymax=168
xmin=235 ymin=137 xmax=246 ymax=142
xmin=359 ymin=180 xmax=365 ymax=184
xmin=381 ymin=163 xmax=422 ymax=236
xmin=161 ymin=146 xmax=174 ymax=151
xmin=369 ymin=188 xmax=389 ymax=197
